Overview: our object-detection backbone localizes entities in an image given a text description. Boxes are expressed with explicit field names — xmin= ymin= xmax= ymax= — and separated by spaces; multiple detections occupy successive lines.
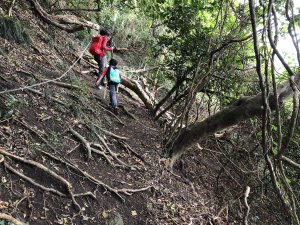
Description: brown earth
xmin=0 ymin=2 xmax=213 ymax=225
xmin=0 ymin=1 xmax=287 ymax=225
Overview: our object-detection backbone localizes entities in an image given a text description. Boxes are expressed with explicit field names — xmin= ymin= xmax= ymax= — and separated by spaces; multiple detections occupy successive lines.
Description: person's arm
xmin=96 ymin=67 xmax=108 ymax=85
xmin=117 ymin=73 xmax=122 ymax=93
xmin=102 ymin=36 xmax=113 ymax=51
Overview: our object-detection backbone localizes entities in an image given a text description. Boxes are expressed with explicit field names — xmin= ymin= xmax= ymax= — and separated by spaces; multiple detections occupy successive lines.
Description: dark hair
xmin=109 ymin=58 xmax=118 ymax=66
xmin=100 ymin=29 xmax=110 ymax=36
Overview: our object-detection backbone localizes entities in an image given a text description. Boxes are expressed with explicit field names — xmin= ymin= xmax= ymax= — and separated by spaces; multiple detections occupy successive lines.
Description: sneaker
xmin=113 ymin=107 xmax=119 ymax=115
xmin=94 ymin=85 xmax=101 ymax=90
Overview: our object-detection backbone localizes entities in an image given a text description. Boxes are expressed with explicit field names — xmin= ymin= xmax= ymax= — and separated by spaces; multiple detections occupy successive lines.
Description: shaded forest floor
xmin=0 ymin=2 xmax=285 ymax=225
xmin=0 ymin=4 xmax=215 ymax=225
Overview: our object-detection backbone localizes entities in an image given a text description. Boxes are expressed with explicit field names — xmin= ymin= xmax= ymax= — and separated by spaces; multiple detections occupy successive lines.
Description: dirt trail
xmin=0 ymin=3 xmax=220 ymax=224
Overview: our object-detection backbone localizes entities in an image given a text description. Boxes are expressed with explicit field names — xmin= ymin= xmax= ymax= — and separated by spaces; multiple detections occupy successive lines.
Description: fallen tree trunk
xmin=27 ymin=0 xmax=100 ymax=32
xmin=121 ymin=76 xmax=153 ymax=109
xmin=167 ymin=74 xmax=300 ymax=166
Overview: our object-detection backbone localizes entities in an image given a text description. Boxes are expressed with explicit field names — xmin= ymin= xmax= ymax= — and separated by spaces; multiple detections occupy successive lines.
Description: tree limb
xmin=49 ymin=8 xmax=99 ymax=14
xmin=281 ymin=156 xmax=300 ymax=171
xmin=27 ymin=0 xmax=100 ymax=32
xmin=167 ymin=74 xmax=300 ymax=166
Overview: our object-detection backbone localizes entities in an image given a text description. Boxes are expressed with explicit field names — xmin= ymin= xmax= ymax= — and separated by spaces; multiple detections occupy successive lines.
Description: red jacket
xmin=100 ymin=35 xmax=113 ymax=52
xmin=89 ymin=35 xmax=112 ymax=56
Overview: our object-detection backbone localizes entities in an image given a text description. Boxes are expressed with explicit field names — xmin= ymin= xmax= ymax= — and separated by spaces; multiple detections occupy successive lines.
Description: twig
xmin=13 ymin=196 xmax=28 ymax=213
xmin=66 ymin=144 xmax=80 ymax=155
xmin=242 ymin=186 xmax=250 ymax=225
xmin=0 ymin=213 xmax=25 ymax=225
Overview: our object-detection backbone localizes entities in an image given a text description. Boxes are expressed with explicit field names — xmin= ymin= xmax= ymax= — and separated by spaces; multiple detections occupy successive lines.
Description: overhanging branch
xmin=167 ymin=74 xmax=300 ymax=165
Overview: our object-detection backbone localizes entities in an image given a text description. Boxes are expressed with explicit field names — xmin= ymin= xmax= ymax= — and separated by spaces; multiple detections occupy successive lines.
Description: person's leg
xmin=95 ymin=55 xmax=105 ymax=82
xmin=109 ymin=83 xmax=118 ymax=109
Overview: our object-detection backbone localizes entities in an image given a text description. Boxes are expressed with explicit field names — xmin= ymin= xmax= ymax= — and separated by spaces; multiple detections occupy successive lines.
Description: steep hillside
xmin=0 ymin=1 xmax=292 ymax=225
xmin=0 ymin=2 xmax=217 ymax=225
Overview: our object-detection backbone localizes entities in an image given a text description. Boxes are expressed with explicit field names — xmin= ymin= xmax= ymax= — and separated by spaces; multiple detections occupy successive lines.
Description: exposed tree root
xmin=26 ymin=87 xmax=69 ymax=107
xmin=15 ymin=118 xmax=48 ymax=138
xmin=90 ymin=143 xmax=115 ymax=166
xmin=69 ymin=127 xmax=92 ymax=160
xmin=94 ymin=132 xmax=139 ymax=171
xmin=0 ymin=148 xmax=82 ymax=214
xmin=119 ymin=105 xmax=137 ymax=120
xmin=37 ymin=146 xmax=151 ymax=201
xmin=12 ymin=119 xmax=151 ymax=202
xmin=44 ymin=80 xmax=81 ymax=90
xmin=3 ymin=161 xmax=66 ymax=197
xmin=94 ymin=124 xmax=128 ymax=140
xmin=92 ymin=95 xmax=125 ymax=126
xmin=74 ymin=191 xmax=97 ymax=200
xmin=119 ymin=141 xmax=146 ymax=163
xmin=69 ymin=127 xmax=117 ymax=165
xmin=0 ymin=213 xmax=25 ymax=225
xmin=70 ymin=125 xmax=138 ymax=170
xmin=281 ymin=156 xmax=300 ymax=171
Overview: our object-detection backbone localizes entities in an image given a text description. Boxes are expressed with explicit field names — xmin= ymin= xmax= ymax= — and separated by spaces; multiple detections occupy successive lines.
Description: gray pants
xmin=109 ymin=83 xmax=118 ymax=108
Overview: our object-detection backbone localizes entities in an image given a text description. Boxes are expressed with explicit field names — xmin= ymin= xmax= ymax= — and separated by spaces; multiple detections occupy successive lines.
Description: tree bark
xmin=153 ymin=77 xmax=186 ymax=114
xmin=121 ymin=76 xmax=153 ymax=109
xmin=167 ymin=74 xmax=300 ymax=165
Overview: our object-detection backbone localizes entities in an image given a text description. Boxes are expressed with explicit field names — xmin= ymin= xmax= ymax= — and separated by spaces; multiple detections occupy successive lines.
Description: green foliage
xmin=0 ymin=16 xmax=31 ymax=45
xmin=2 ymin=93 xmax=20 ymax=118
xmin=69 ymin=75 xmax=90 ymax=97
xmin=49 ymin=131 xmax=63 ymax=147
xmin=75 ymin=29 xmax=91 ymax=45
xmin=70 ymin=103 xmax=83 ymax=119
xmin=0 ymin=220 xmax=13 ymax=225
